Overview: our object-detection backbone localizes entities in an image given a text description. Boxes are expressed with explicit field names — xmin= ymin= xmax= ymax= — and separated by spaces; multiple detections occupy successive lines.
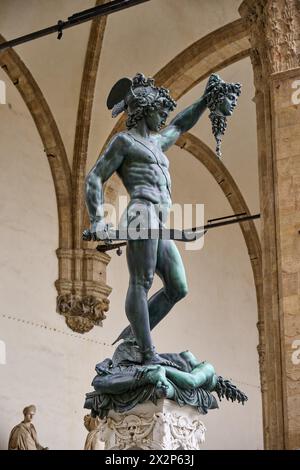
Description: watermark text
xmin=0 ymin=79 xmax=6 ymax=104
xmin=291 ymin=80 xmax=300 ymax=105
xmin=0 ymin=340 xmax=6 ymax=365
xmin=292 ymin=339 xmax=300 ymax=365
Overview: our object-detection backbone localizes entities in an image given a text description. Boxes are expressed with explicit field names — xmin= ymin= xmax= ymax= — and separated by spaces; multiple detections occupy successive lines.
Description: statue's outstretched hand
xmin=82 ymin=221 xmax=113 ymax=242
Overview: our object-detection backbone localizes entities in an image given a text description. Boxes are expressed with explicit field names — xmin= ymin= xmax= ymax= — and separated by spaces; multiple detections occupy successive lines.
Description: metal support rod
xmin=0 ymin=0 xmax=151 ymax=52
xmin=193 ymin=212 xmax=260 ymax=232
xmin=207 ymin=212 xmax=246 ymax=224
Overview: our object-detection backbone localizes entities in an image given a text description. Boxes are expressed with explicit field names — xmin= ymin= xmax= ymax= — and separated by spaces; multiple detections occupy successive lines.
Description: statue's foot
xmin=142 ymin=349 xmax=180 ymax=369
xmin=145 ymin=365 xmax=169 ymax=393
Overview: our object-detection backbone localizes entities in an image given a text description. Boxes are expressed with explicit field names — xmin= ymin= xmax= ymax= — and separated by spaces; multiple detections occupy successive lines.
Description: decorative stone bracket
xmin=55 ymin=248 xmax=111 ymax=333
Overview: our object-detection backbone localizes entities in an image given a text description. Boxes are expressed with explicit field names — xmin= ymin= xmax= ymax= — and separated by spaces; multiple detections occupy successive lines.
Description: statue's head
xmin=107 ymin=73 xmax=176 ymax=130
xmin=205 ymin=74 xmax=241 ymax=117
xmin=23 ymin=405 xmax=36 ymax=423
xmin=205 ymin=74 xmax=242 ymax=158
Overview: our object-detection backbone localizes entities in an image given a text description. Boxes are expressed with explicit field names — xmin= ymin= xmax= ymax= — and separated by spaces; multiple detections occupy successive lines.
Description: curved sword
xmin=82 ymin=212 xmax=260 ymax=253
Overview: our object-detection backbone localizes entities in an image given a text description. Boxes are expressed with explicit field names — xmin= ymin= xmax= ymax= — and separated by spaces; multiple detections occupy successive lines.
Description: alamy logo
xmin=0 ymin=80 xmax=6 ymax=104
xmin=89 ymin=196 xmax=206 ymax=251
xmin=291 ymin=80 xmax=300 ymax=105
xmin=291 ymin=339 xmax=300 ymax=365
xmin=0 ymin=340 xmax=6 ymax=365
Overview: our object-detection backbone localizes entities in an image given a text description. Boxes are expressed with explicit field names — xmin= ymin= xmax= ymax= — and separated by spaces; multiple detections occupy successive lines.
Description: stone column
xmin=99 ymin=399 xmax=206 ymax=450
xmin=239 ymin=0 xmax=300 ymax=450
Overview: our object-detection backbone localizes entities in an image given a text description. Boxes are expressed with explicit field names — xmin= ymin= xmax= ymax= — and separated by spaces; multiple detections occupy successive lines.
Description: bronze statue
xmin=85 ymin=346 xmax=247 ymax=418
xmin=84 ymin=73 xmax=240 ymax=366
xmin=83 ymin=72 xmax=246 ymax=416
xmin=8 ymin=405 xmax=48 ymax=450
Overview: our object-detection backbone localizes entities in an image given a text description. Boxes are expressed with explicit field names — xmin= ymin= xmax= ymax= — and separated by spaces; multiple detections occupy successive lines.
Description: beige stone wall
xmin=0 ymin=0 xmax=263 ymax=449
xmin=239 ymin=0 xmax=300 ymax=449
xmin=271 ymin=69 xmax=300 ymax=449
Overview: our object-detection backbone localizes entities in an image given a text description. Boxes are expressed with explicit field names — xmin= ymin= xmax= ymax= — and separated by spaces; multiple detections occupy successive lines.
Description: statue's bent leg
xmin=125 ymin=238 xmax=158 ymax=354
xmin=148 ymin=239 xmax=188 ymax=331
xmin=113 ymin=240 xmax=188 ymax=344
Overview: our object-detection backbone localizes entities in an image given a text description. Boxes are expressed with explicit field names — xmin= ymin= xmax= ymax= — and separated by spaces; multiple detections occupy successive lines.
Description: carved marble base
xmin=99 ymin=399 xmax=206 ymax=450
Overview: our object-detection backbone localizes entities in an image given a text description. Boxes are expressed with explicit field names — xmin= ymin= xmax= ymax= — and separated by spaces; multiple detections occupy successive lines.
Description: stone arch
xmin=0 ymin=7 xmax=112 ymax=334
xmin=81 ymin=17 xmax=263 ymax=347
xmin=176 ymin=133 xmax=262 ymax=324
xmin=101 ymin=131 xmax=262 ymax=327
xmin=72 ymin=0 xmax=108 ymax=249
xmin=154 ymin=18 xmax=250 ymax=99
xmin=83 ymin=18 xmax=251 ymax=227
xmin=99 ymin=18 xmax=251 ymax=202
xmin=92 ymin=19 xmax=262 ymax=344
xmin=0 ymin=35 xmax=72 ymax=249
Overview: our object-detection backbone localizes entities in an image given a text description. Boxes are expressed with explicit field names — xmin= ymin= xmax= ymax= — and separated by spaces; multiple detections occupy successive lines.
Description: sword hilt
xmin=96 ymin=241 xmax=127 ymax=254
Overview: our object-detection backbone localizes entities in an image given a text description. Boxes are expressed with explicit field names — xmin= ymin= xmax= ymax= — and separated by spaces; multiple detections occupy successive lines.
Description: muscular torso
xmin=117 ymin=132 xmax=172 ymax=209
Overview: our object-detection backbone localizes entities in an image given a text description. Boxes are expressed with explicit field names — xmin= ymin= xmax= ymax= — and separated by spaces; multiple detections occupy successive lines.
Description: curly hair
xmin=205 ymin=74 xmax=241 ymax=158
xmin=205 ymin=74 xmax=241 ymax=112
xmin=125 ymin=73 xmax=176 ymax=129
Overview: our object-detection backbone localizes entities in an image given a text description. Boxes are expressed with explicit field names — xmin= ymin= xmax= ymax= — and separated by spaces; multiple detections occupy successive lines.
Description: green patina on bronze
xmin=84 ymin=72 xmax=246 ymax=414
xmin=85 ymin=347 xmax=247 ymax=417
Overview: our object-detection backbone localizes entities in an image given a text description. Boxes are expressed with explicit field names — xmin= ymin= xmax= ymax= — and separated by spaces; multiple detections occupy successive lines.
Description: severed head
xmin=205 ymin=74 xmax=241 ymax=158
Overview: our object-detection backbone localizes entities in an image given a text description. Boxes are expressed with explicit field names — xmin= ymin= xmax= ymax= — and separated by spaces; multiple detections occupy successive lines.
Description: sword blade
xmin=84 ymin=213 xmax=261 ymax=252
xmin=103 ymin=227 xmax=206 ymax=242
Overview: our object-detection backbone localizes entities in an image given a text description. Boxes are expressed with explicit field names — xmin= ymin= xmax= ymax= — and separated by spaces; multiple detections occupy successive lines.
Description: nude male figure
xmin=84 ymin=73 xmax=238 ymax=365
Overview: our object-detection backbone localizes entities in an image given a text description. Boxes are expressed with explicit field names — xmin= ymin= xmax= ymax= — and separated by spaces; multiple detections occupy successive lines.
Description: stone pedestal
xmin=99 ymin=399 xmax=206 ymax=450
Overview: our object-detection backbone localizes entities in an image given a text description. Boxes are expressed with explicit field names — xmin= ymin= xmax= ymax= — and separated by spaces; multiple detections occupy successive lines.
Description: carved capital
xmin=239 ymin=0 xmax=300 ymax=75
xmin=56 ymin=293 xmax=109 ymax=333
